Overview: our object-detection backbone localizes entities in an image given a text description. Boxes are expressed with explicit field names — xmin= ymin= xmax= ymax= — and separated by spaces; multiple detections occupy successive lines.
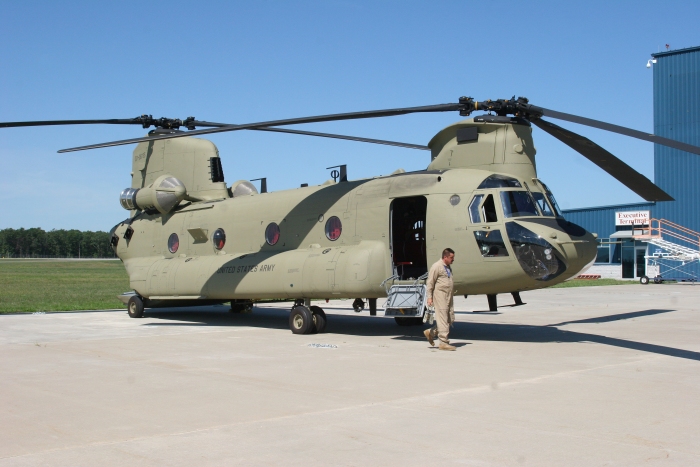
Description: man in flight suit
xmin=424 ymin=248 xmax=456 ymax=351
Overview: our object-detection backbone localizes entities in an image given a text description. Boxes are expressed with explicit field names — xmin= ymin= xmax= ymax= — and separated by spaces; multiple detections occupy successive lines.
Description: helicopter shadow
xmin=140 ymin=306 xmax=700 ymax=362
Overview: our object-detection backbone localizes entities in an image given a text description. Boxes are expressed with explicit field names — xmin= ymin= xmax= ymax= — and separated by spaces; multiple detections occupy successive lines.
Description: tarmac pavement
xmin=1 ymin=284 xmax=699 ymax=466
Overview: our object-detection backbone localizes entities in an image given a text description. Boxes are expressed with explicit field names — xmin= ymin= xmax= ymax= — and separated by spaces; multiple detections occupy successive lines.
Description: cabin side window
xmin=468 ymin=195 xmax=484 ymax=223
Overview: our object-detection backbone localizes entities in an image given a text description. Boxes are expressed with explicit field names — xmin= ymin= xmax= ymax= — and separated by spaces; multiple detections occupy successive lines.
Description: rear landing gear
xmin=310 ymin=306 xmax=327 ymax=333
xmin=127 ymin=295 xmax=144 ymax=318
xmin=289 ymin=304 xmax=327 ymax=334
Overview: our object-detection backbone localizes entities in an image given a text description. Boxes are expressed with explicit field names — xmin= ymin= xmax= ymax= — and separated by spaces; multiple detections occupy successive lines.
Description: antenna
xmin=250 ymin=178 xmax=267 ymax=193
xmin=326 ymin=165 xmax=347 ymax=182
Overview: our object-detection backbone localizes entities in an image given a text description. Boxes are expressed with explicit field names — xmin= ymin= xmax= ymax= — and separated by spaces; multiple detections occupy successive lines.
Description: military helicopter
xmin=3 ymin=96 xmax=699 ymax=334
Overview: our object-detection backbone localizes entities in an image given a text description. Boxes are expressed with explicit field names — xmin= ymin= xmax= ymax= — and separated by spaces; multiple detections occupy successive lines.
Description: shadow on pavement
xmin=548 ymin=309 xmax=675 ymax=326
xmin=141 ymin=306 xmax=700 ymax=362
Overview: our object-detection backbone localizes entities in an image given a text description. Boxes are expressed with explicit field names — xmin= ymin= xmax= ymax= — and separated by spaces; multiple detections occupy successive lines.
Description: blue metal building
xmin=563 ymin=45 xmax=700 ymax=280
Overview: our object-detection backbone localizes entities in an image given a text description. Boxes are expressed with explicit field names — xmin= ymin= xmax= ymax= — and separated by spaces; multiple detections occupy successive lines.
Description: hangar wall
xmin=562 ymin=45 xmax=700 ymax=280
xmin=653 ymin=46 xmax=700 ymax=230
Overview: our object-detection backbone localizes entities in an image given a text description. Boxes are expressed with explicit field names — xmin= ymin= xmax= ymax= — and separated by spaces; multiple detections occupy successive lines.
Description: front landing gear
xmin=289 ymin=304 xmax=327 ymax=334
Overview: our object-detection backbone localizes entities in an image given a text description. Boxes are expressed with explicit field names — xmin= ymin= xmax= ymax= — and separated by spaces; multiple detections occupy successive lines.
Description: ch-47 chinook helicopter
xmin=4 ymin=96 xmax=700 ymax=334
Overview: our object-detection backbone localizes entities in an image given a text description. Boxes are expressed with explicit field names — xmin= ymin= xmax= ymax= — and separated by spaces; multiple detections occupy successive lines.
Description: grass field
xmin=551 ymin=278 xmax=638 ymax=288
xmin=0 ymin=259 xmax=640 ymax=313
xmin=0 ymin=259 xmax=129 ymax=313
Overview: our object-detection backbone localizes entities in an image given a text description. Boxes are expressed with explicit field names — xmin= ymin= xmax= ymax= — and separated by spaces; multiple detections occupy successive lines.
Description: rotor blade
xmin=57 ymin=103 xmax=462 ymax=152
xmin=0 ymin=118 xmax=147 ymax=128
xmin=536 ymin=107 xmax=700 ymax=156
xmin=191 ymin=121 xmax=429 ymax=150
xmin=531 ymin=118 xmax=673 ymax=202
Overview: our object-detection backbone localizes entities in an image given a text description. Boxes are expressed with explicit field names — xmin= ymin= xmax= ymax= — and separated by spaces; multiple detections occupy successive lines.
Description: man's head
xmin=442 ymin=248 xmax=455 ymax=266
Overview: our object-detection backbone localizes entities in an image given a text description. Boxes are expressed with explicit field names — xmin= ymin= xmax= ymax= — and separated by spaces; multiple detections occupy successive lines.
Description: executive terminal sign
xmin=615 ymin=210 xmax=650 ymax=226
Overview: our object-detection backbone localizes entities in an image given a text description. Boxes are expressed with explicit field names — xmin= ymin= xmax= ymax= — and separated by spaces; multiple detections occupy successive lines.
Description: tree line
xmin=0 ymin=228 xmax=116 ymax=258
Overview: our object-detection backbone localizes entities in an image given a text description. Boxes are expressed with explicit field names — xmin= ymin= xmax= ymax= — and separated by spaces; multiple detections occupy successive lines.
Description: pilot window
xmin=499 ymin=191 xmax=539 ymax=218
xmin=482 ymin=194 xmax=498 ymax=223
xmin=474 ymin=230 xmax=509 ymax=257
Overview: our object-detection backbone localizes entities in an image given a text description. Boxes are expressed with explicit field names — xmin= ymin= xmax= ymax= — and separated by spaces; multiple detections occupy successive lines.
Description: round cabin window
xmin=168 ymin=233 xmax=179 ymax=253
xmin=213 ymin=228 xmax=226 ymax=250
xmin=265 ymin=222 xmax=280 ymax=246
xmin=325 ymin=216 xmax=342 ymax=241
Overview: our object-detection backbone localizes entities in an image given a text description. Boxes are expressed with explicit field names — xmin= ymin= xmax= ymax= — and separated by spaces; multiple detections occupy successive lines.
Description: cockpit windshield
xmin=499 ymin=191 xmax=539 ymax=218
xmin=531 ymin=192 xmax=554 ymax=216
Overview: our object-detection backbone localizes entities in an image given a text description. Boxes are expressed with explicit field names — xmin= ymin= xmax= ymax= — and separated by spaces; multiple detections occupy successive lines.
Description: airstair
xmin=634 ymin=219 xmax=700 ymax=282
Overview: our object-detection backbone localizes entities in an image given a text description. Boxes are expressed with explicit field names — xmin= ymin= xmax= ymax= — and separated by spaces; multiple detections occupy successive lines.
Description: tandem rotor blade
xmin=192 ymin=121 xmax=430 ymax=151
xmin=532 ymin=118 xmax=674 ymax=202
xmin=57 ymin=103 xmax=462 ymax=152
xmin=0 ymin=118 xmax=151 ymax=128
xmin=0 ymin=117 xmax=428 ymax=151
xmin=468 ymin=97 xmax=700 ymax=156
xmin=534 ymin=106 xmax=700 ymax=156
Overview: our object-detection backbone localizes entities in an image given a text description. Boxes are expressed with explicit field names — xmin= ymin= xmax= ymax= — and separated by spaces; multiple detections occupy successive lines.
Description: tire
xmin=310 ymin=306 xmax=327 ymax=333
xmin=127 ymin=295 xmax=144 ymax=318
xmin=352 ymin=298 xmax=365 ymax=313
xmin=640 ymin=275 xmax=649 ymax=285
xmin=289 ymin=305 xmax=314 ymax=334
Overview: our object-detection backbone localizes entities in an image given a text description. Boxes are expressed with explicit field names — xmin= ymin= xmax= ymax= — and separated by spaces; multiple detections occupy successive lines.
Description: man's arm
xmin=426 ymin=263 xmax=438 ymax=307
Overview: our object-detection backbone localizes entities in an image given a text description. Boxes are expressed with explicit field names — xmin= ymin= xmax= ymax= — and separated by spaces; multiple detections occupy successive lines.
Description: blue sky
xmin=1 ymin=0 xmax=698 ymax=231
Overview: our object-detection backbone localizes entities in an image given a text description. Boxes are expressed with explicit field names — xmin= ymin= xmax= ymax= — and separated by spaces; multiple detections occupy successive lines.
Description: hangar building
xmin=562 ymin=45 xmax=700 ymax=281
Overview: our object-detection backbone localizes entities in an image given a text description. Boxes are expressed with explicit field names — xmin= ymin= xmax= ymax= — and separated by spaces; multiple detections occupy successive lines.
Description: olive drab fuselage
xmin=110 ymin=117 xmax=598 ymax=304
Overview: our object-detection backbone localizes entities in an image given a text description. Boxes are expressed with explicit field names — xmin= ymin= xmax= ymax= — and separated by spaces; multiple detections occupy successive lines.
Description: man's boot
xmin=438 ymin=342 xmax=456 ymax=351
xmin=423 ymin=328 xmax=434 ymax=346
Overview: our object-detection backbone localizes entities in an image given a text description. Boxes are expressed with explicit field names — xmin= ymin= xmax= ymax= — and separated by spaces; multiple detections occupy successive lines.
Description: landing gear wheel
xmin=640 ymin=275 xmax=649 ymax=285
xmin=310 ymin=306 xmax=327 ymax=333
xmin=127 ymin=295 xmax=144 ymax=318
xmin=352 ymin=298 xmax=365 ymax=313
xmin=394 ymin=316 xmax=423 ymax=326
xmin=289 ymin=305 xmax=314 ymax=334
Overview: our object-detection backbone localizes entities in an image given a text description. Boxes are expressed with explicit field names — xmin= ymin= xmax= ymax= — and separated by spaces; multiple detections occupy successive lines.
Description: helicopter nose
xmin=505 ymin=219 xmax=597 ymax=282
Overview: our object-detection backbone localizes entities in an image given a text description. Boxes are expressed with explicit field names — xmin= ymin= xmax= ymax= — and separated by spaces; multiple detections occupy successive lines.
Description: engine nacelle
xmin=120 ymin=175 xmax=186 ymax=214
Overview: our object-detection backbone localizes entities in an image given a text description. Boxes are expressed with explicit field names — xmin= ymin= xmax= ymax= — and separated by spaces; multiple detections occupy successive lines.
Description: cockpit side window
xmin=482 ymin=194 xmax=498 ymax=223
xmin=499 ymin=191 xmax=539 ymax=218
xmin=468 ymin=195 xmax=484 ymax=223
xmin=541 ymin=182 xmax=562 ymax=216
xmin=533 ymin=180 xmax=562 ymax=217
